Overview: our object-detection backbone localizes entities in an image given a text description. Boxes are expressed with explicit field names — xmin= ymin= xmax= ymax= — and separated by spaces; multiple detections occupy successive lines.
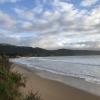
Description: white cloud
xmin=84 ymin=6 xmax=100 ymax=26
xmin=11 ymin=1 xmax=99 ymax=49
xmin=14 ymin=8 xmax=35 ymax=21
xmin=81 ymin=0 xmax=98 ymax=6
xmin=0 ymin=0 xmax=100 ymax=49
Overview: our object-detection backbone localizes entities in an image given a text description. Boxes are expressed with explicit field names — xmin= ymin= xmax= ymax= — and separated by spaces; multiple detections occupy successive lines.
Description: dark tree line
xmin=0 ymin=44 xmax=100 ymax=57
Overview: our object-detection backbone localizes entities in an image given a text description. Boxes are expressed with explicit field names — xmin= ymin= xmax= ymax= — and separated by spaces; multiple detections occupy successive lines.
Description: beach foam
xmin=10 ymin=56 xmax=100 ymax=84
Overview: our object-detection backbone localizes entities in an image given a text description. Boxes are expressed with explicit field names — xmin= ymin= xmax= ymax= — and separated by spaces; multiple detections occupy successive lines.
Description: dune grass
xmin=0 ymin=55 xmax=43 ymax=100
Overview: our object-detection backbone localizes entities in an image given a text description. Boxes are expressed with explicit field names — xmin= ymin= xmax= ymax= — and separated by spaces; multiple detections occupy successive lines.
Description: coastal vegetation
xmin=0 ymin=43 xmax=100 ymax=57
xmin=0 ymin=55 xmax=42 ymax=100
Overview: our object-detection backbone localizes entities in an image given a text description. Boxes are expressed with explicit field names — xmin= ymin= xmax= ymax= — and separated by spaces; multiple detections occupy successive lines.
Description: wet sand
xmin=11 ymin=63 xmax=100 ymax=100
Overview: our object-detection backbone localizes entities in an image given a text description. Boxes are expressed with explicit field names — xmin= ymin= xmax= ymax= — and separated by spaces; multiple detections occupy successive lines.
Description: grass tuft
xmin=0 ymin=55 xmax=43 ymax=100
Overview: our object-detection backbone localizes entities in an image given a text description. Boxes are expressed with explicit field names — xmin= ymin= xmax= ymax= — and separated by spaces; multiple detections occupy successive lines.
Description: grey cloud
xmin=0 ymin=11 xmax=16 ymax=31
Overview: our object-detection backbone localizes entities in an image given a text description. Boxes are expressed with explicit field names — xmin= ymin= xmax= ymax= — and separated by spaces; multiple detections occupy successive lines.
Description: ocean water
xmin=10 ymin=56 xmax=100 ymax=84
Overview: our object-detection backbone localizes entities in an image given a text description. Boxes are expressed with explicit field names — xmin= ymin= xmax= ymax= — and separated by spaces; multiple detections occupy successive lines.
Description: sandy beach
xmin=11 ymin=63 xmax=100 ymax=100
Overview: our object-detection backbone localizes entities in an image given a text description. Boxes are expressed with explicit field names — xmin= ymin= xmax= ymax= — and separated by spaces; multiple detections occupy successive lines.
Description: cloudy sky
xmin=0 ymin=0 xmax=100 ymax=50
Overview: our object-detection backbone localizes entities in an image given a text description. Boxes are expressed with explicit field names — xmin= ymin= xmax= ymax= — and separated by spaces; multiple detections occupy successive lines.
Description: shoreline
xmin=11 ymin=63 xmax=100 ymax=100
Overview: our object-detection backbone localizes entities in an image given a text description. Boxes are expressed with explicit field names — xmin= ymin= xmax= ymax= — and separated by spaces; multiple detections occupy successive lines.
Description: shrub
xmin=0 ymin=55 xmax=43 ymax=100
xmin=0 ymin=67 xmax=23 ymax=100
xmin=23 ymin=92 xmax=43 ymax=100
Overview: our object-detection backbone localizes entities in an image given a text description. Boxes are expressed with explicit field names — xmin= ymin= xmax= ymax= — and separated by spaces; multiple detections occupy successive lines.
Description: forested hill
xmin=0 ymin=44 xmax=100 ymax=57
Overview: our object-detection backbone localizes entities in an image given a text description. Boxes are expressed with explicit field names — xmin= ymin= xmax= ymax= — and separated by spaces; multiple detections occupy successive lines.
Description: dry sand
xmin=11 ymin=63 xmax=100 ymax=100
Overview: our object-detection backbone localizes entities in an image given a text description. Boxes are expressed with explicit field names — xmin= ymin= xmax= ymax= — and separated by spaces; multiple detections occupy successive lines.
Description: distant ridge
xmin=0 ymin=43 xmax=100 ymax=57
